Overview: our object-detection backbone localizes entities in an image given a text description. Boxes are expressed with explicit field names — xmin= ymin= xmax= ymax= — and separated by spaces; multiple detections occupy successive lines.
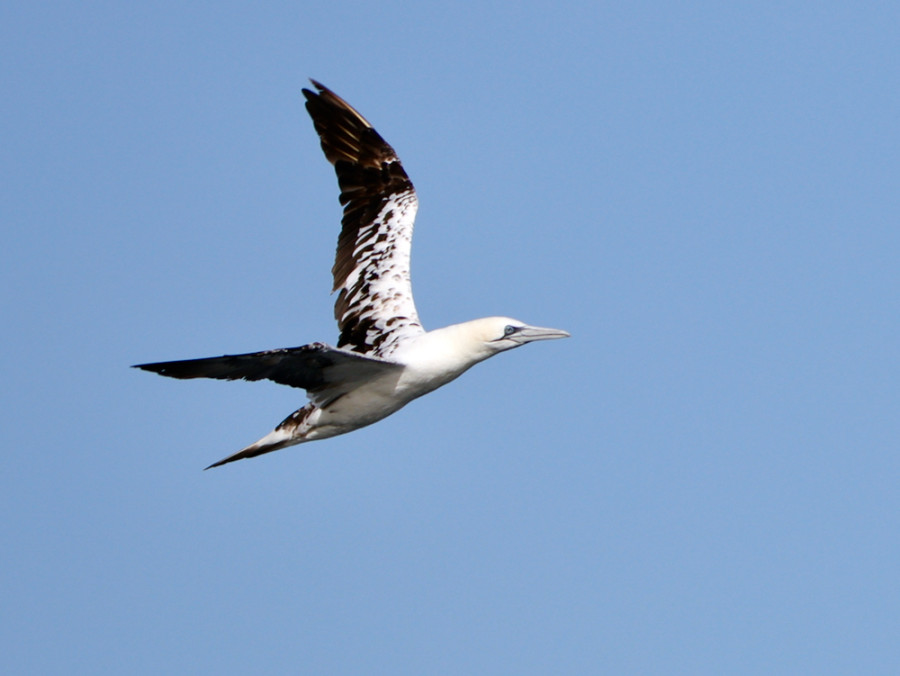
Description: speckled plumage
xmin=135 ymin=81 xmax=568 ymax=469
xmin=303 ymin=81 xmax=422 ymax=357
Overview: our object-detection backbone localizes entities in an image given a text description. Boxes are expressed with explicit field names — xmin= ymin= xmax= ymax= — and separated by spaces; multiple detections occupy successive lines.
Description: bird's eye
xmin=504 ymin=325 xmax=517 ymax=336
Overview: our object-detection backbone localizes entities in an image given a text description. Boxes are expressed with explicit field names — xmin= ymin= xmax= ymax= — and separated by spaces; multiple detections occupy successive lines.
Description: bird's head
xmin=473 ymin=316 xmax=570 ymax=354
xmin=398 ymin=317 xmax=569 ymax=380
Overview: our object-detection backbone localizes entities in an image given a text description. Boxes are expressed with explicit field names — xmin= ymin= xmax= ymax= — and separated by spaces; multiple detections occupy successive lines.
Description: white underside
xmin=236 ymin=317 xmax=538 ymax=459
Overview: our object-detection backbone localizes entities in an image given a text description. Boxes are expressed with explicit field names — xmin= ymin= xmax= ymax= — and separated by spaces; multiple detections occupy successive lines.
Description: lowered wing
xmin=133 ymin=342 xmax=403 ymax=406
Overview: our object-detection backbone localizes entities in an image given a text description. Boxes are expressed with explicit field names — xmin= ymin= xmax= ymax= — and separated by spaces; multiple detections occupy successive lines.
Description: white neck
xmin=393 ymin=319 xmax=506 ymax=376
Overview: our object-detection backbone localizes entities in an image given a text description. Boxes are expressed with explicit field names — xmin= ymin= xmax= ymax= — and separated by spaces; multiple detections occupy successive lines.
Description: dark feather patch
xmin=133 ymin=342 xmax=401 ymax=392
xmin=302 ymin=81 xmax=423 ymax=356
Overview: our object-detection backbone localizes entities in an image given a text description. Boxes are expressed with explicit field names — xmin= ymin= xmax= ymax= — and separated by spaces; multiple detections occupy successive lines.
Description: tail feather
xmin=204 ymin=405 xmax=317 ymax=470
xmin=205 ymin=428 xmax=296 ymax=470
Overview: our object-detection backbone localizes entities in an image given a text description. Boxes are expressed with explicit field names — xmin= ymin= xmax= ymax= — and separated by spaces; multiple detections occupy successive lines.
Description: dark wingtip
xmin=303 ymin=78 xmax=327 ymax=100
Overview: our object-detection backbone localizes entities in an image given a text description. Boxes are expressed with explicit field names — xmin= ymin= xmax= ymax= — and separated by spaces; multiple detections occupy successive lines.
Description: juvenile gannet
xmin=135 ymin=81 xmax=569 ymax=469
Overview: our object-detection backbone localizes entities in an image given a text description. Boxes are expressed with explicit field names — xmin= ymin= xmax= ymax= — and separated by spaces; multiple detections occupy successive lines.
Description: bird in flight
xmin=135 ymin=80 xmax=569 ymax=469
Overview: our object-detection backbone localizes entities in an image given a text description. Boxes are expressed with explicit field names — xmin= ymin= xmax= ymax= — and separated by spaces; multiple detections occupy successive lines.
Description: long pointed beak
xmin=514 ymin=325 xmax=571 ymax=343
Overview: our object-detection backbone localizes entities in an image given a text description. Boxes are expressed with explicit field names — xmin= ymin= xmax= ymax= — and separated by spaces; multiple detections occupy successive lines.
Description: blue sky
xmin=3 ymin=1 xmax=898 ymax=673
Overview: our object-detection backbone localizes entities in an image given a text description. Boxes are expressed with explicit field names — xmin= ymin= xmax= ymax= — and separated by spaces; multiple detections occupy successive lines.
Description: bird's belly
xmin=316 ymin=370 xmax=450 ymax=432
xmin=312 ymin=363 xmax=463 ymax=440
xmin=317 ymin=384 xmax=413 ymax=432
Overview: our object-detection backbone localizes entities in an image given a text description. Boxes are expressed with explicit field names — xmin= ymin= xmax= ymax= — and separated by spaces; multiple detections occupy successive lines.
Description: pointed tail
xmin=204 ymin=405 xmax=317 ymax=469
xmin=205 ymin=428 xmax=296 ymax=469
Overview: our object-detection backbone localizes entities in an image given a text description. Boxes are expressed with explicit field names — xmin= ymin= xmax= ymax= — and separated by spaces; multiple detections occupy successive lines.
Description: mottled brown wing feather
xmin=302 ymin=81 xmax=424 ymax=357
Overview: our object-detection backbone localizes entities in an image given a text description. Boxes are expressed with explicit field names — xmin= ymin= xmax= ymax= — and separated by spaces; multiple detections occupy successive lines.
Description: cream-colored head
xmin=422 ymin=316 xmax=570 ymax=371
xmin=463 ymin=316 xmax=570 ymax=353
xmin=392 ymin=317 xmax=569 ymax=392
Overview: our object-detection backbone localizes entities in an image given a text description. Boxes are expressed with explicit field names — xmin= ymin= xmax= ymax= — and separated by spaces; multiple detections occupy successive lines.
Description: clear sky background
xmin=3 ymin=2 xmax=898 ymax=674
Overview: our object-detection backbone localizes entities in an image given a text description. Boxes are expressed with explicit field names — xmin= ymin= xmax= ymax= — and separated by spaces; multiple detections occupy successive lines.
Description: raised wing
xmin=302 ymin=80 xmax=424 ymax=357
xmin=133 ymin=342 xmax=403 ymax=406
